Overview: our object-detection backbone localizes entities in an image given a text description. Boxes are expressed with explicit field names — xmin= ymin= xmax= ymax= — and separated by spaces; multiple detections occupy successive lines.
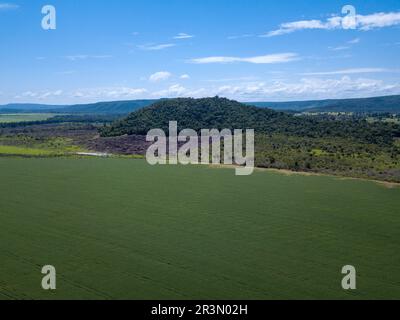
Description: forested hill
xmin=100 ymin=97 xmax=400 ymax=145
xmin=249 ymin=94 xmax=400 ymax=113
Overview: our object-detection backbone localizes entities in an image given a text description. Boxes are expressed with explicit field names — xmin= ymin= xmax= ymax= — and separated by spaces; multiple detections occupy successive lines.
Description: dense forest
xmin=101 ymin=97 xmax=400 ymax=182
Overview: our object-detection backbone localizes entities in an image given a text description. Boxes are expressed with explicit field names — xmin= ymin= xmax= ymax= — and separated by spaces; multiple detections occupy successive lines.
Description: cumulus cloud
xmin=213 ymin=77 xmax=400 ymax=100
xmin=173 ymin=33 xmax=194 ymax=39
xmin=12 ymin=77 xmax=400 ymax=103
xmin=263 ymin=12 xmax=400 ymax=37
xmin=180 ymin=74 xmax=190 ymax=80
xmin=153 ymin=84 xmax=188 ymax=97
xmin=188 ymin=53 xmax=299 ymax=64
xmin=148 ymin=77 xmax=400 ymax=100
xmin=149 ymin=71 xmax=172 ymax=82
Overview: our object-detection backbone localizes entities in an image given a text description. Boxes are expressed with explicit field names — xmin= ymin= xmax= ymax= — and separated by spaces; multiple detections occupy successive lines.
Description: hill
xmin=102 ymin=97 xmax=287 ymax=135
xmin=101 ymin=97 xmax=399 ymax=145
xmin=249 ymin=95 xmax=400 ymax=113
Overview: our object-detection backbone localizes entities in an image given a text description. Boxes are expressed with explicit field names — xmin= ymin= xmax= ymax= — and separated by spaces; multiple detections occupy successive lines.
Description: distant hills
xmin=0 ymin=103 xmax=67 ymax=113
xmin=248 ymin=94 xmax=400 ymax=113
xmin=57 ymin=100 xmax=157 ymax=114
xmin=0 ymin=100 xmax=157 ymax=115
xmin=1 ymin=94 xmax=399 ymax=114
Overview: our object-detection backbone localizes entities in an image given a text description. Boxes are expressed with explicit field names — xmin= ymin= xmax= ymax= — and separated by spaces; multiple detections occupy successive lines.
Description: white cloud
xmin=0 ymin=3 xmax=19 ymax=10
xmin=11 ymin=75 xmax=400 ymax=103
xmin=180 ymin=74 xmax=190 ymax=80
xmin=213 ymin=77 xmax=400 ymax=100
xmin=154 ymin=84 xmax=187 ymax=97
xmin=40 ymin=90 xmax=63 ymax=99
xmin=358 ymin=12 xmax=400 ymax=30
xmin=56 ymin=70 xmax=76 ymax=75
xmin=65 ymin=55 xmax=112 ymax=61
xmin=329 ymin=46 xmax=350 ymax=51
xmin=188 ymin=53 xmax=299 ymax=64
xmin=173 ymin=33 xmax=194 ymax=39
xmin=204 ymin=76 xmax=260 ymax=83
xmin=301 ymin=68 xmax=391 ymax=76
xmin=149 ymin=71 xmax=172 ymax=82
xmin=148 ymin=75 xmax=400 ymax=100
xmin=18 ymin=90 xmax=63 ymax=100
xmin=72 ymin=87 xmax=148 ymax=99
xmin=263 ymin=12 xmax=400 ymax=37
xmin=348 ymin=38 xmax=361 ymax=44
xmin=21 ymin=91 xmax=38 ymax=98
xmin=138 ymin=43 xmax=176 ymax=51
xmin=227 ymin=34 xmax=255 ymax=40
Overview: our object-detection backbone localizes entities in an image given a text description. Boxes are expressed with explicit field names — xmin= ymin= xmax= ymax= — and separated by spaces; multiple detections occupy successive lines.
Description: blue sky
xmin=0 ymin=0 xmax=399 ymax=104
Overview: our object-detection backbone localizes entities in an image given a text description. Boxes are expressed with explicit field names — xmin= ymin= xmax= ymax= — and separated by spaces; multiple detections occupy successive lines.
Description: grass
xmin=0 ymin=137 xmax=86 ymax=157
xmin=311 ymin=149 xmax=331 ymax=157
xmin=0 ymin=158 xmax=399 ymax=300
xmin=0 ymin=145 xmax=58 ymax=156
xmin=0 ymin=113 xmax=57 ymax=123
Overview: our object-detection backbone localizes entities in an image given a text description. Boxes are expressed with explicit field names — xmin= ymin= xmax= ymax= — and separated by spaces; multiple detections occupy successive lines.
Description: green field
xmin=0 ymin=158 xmax=399 ymax=300
xmin=0 ymin=113 xmax=57 ymax=123
xmin=0 ymin=145 xmax=58 ymax=156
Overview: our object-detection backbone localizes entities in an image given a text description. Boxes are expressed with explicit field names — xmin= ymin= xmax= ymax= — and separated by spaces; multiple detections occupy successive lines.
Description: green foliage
xmin=0 ymin=145 xmax=57 ymax=156
xmin=0 ymin=136 xmax=86 ymax=157
xmin=100 ymin=97 xmax=400 ymax=182
xmin=255 ymin=134 xmax=400 ymax=182
xmin=101 ymin=97 xmax=400 ymax=144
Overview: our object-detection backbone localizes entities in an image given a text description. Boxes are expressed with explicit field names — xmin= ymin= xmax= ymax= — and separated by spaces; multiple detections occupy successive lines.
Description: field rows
xmin=0 ymin=158 xmax=399 ymax=299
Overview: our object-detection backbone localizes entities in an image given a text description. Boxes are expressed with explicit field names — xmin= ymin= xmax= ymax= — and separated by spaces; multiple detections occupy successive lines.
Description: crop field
xmin=0 ymin=158 xmax=399 ymax=300
xmin=0 ymin=114 xmax=57 ymax=123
